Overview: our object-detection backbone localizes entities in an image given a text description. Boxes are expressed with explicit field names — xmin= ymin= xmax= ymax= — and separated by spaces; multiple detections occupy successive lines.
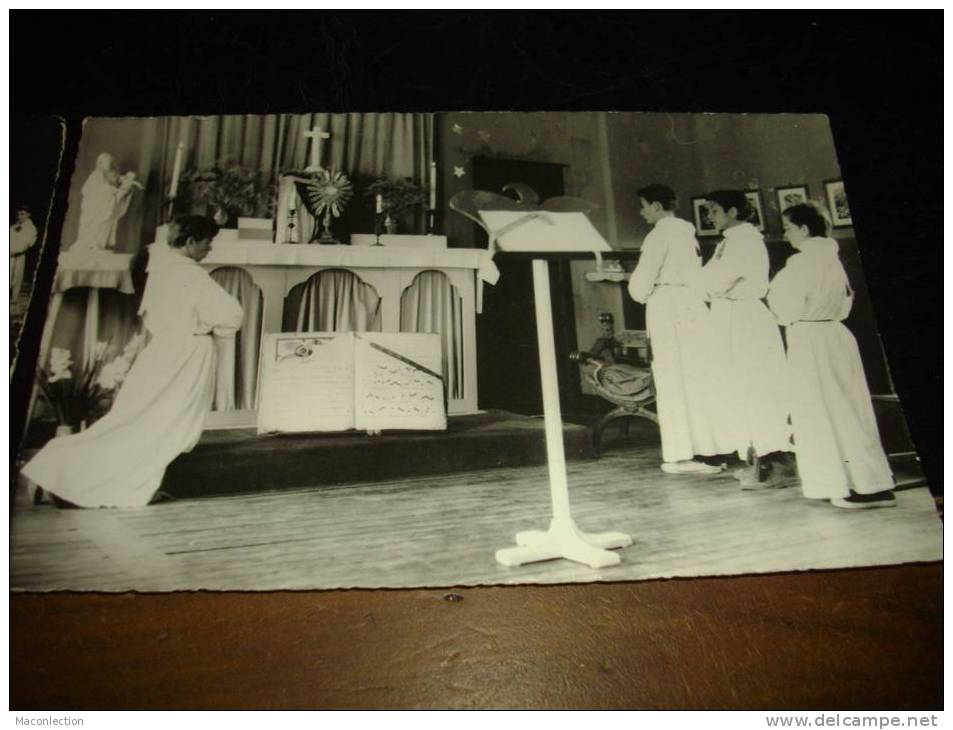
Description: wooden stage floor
xmin=11 ymin=445 xmax=942 ymax=592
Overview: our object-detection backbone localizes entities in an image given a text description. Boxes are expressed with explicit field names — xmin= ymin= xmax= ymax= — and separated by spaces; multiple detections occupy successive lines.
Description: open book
xmin=256 ymin=332 xmax=447 ymax=434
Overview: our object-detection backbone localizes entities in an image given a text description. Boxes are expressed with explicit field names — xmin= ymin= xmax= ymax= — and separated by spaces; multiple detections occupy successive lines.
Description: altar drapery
xmin=209 ymin=267 xmax=263 ymax=411
xmin=160 ymin=113 xmax=434 ymax=189
xmin=285 ymin=269 xmax=383 ymax=333
xmin=400 ymin=270 xmax=465 ymax=401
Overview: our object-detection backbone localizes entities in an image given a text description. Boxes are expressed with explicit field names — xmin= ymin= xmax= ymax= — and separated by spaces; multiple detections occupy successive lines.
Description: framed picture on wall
xmin=744 ymin=190 xmax=766 ymax=232
xmin=691 ymin=197 xmax=719 ymax=237
xmin=775 ymin=185 xmax=810 ymax=217
xmin=824 ymin=179 xmax=852 ymax=227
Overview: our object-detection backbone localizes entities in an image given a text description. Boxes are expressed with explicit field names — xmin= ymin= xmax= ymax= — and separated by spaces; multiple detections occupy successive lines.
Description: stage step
xmin=161 ymin=410 xmax=598 ymax=499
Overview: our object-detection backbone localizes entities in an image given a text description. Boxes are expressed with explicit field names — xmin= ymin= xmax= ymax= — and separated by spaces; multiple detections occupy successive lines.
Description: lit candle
xmin=169 ymin=141 xmax=185 ymax=200
xmin=429 ymin=161 xmax=437 ymax=210
xmin=376 ymin=194 xmax=383 ymax=214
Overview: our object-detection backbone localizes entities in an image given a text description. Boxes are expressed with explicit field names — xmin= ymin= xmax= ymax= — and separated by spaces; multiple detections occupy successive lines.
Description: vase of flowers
xmin=305 ymin=168 xmax=354 ymax=244
xmin=178 ymin=165 xmax=276 ymax=228
xmin=365 ymin=178 xmax=428 ymax=235
xmin=35 ymin=334 xmax=146 ymax=433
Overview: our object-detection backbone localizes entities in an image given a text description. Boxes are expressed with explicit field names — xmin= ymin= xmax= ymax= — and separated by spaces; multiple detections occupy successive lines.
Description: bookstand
xmin=494 ymin=256 xmax=632 ymax=568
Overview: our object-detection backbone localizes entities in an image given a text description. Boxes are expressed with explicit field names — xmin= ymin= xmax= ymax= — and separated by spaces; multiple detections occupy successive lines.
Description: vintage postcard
xmin=9 ymin=112 xmax=941 ymax=591
xmin=9 ymin=115 xmax=66 ymax=368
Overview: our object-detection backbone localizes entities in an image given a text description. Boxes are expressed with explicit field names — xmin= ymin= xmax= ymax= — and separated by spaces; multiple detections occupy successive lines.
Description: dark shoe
xmin=831 ymin=490 xmax=897 ymax=510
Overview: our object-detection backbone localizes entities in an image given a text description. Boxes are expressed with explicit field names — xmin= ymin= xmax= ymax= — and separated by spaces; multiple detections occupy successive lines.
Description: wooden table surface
xmin=11 ymin=562 xmax=941 ymax=710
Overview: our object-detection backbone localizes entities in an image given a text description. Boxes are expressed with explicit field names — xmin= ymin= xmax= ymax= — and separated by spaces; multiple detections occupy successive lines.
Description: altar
xmin=200 ymin=240 xmax=494 ymax=427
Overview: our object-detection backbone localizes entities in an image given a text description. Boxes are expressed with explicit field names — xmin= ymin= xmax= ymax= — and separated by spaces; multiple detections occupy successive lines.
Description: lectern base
xmin=496 ymin=519 xmax=632 ymax=569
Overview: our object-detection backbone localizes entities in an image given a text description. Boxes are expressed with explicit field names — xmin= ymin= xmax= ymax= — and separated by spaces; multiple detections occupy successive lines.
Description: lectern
xmin=477 ymin=210 xmax=633 ymax=569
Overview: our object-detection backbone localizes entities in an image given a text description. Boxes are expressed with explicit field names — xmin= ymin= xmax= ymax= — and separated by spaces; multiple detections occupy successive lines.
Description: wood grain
xmin=10 ymin=564 xmax=941 ymax=709
xmin=11 ymin=449 xmax=941 ymax=592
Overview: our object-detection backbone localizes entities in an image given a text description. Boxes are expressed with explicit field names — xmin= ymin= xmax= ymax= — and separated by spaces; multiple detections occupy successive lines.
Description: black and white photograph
xmin=691 ymin=195 xmax=719 ymax=237
xmin=10 ymin=111 xmax=940 ymax=593
xmin=825 ymin=178 xmax=852 ymax=227
xmin=774 ymin=184 xmax=810 ymax=219
xmin=743 ymin=189 xmax=766 ymax=231
xmin=10 ymin=115 xmax=65 ymax=365
xmin=8 ymin=11 xmax=941 ymax=713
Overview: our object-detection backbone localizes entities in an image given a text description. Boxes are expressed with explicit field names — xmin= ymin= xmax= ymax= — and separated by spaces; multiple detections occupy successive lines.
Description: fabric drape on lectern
xmin=209 ymin=267 xmax=263 ymax=411
xmin=400 ymin=270 xmax=464 ymax=400
xmin=284 ymin=269 xmax=382 ymax=333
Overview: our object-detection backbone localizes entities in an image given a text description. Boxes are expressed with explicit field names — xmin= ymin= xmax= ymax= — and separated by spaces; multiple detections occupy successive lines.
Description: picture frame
xmin=691 ymin=196 xmax=719 ymax=237
xmin=775 ymin=185 xmax=810 ymax=218
xmin=744 ymin=190 xmax=766 ymax=232
xmin=824 ymin=179 xmax=852 ymax=228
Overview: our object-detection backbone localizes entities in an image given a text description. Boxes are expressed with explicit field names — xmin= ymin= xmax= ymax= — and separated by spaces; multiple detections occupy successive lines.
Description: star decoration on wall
xmin=452 ymin=165 xmax=466 ymax=179
xmin=452 ymin=123 xmax=464 ymax=135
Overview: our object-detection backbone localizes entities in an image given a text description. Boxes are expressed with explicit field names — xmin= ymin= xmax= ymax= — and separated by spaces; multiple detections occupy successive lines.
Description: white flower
xmin=96 ymin=355 xmax=132 ymax=391
xmin=122 ymin=332 xmax=146 ymax=358
xmin=48 ymin=348 xmax=74 ymax=383
xmin=91 ymin=341 xmax=109 ymax=362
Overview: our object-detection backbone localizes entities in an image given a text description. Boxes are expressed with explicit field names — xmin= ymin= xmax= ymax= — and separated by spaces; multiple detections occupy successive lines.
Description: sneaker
xmin=831 ymin=491 xmax=896 ymax=509
xmin=661 ymin=460 xmax=723 ymax=475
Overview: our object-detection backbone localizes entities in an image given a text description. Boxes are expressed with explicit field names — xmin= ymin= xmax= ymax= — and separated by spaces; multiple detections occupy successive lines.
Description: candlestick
xmin=169 ymin=142 xmax=185 ymax=200
xmin=429 ymin=161 xmax=437 ymax=210
xmin=375 ymin=194 xmax=383 ymax=214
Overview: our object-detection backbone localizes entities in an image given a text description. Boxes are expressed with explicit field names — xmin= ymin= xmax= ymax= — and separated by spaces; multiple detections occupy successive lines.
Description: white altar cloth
xmin=198 ymin=242 xmax=492 ymax=425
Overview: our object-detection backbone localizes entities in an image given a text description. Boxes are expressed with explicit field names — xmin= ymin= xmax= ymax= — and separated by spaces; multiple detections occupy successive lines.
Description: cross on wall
xmin=303 ymin=125 xmax=331 ymax=171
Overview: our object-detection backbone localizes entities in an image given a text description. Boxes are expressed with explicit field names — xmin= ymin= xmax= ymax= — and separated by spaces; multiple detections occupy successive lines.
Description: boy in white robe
xmin=628 ymin=184 xmax=728 ymax=474
xmin=768 ymin=203 xmax=894 ymax=508
xmin=10 ymin=205 xmax=37 ymax=300
xmin=700 ymin=190 xmax=794 ymax=488
xmin=22 ymin=216 xmax=244 ymax=508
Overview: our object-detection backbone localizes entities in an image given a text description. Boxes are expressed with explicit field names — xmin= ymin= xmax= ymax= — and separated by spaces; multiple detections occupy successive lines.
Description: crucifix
xmin=303 ymin=125 xmax=331 ymax=171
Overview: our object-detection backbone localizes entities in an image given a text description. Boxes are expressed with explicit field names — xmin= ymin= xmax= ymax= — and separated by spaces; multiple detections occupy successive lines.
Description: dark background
xmin=9 ymin=11 xmax=942 ymax=710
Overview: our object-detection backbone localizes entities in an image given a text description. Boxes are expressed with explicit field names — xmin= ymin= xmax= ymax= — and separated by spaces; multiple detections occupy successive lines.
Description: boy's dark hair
xmin=637 ymin=184 xmax=678 ymax=211
xmin=782 ymin=202 xmax=830 ymax=238
xmin=170 ymin=215 xmax=219 ymax=248
xmin=705 ymin=190 xmax=752 ymax=222
xmin=16 ymin=204 xmax=31 ymax=214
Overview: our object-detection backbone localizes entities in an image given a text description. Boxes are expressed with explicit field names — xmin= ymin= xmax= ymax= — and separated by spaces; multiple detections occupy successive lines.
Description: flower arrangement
xmin=177 ymin=164 xmax=277 ymax=223
xmin=365 ymin=177 xmax=428 ymax=216
xmin=36 ymin=334 xmax=146 ymax=430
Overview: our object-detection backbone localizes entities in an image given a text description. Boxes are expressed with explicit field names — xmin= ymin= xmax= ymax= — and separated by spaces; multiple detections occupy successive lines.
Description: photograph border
xmin=691 ymin=196 xmax=719 ymax=237
xmin=744 ymin=189 xmax=766 ymax=232
xmin=775 ymin=184 xmax=811 ymax=220
xmin=824 ymin=179 xmax=852 ymax=228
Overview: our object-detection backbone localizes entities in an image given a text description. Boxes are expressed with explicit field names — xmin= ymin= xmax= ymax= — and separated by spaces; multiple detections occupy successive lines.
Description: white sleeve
xmin=766 ymin=257 xmax=806 ymax=326
xmin=10 ymin=223 xmax=37 ymax=255
xmin=196 ymin=271 xmax=244 ymax=337
xmin=627 ymin=231 xmax=664 ymax=304
xmin=702 ymin=236 xmax=760 ymax=298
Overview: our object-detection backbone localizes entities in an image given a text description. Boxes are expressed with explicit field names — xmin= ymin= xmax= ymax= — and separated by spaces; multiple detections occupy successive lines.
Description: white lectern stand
xmin=478 ymin=211 xmax=633 ymax=569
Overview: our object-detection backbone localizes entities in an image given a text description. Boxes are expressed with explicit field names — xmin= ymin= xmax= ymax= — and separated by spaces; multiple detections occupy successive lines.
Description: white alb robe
xmin=628 ymin=216 xmax=728 ymax=462
xmin=767 ymin=237 xmax=893 ymax=499
xmin=10 ymin=218 xmax=37 ymax=299
xmin=701 ymin=222 xmax=790 ymax=457
xmin=22 ymin=250 xmax=244 ymax=508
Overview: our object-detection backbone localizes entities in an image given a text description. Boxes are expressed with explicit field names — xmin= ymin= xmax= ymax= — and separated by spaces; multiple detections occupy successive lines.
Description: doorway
xmin=471 ymin=156 xmax=582 ymax=416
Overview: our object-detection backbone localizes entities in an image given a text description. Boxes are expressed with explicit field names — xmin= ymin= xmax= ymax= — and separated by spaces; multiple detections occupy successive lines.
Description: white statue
xmin=72 ymin=152 xmax=142 ymax=252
